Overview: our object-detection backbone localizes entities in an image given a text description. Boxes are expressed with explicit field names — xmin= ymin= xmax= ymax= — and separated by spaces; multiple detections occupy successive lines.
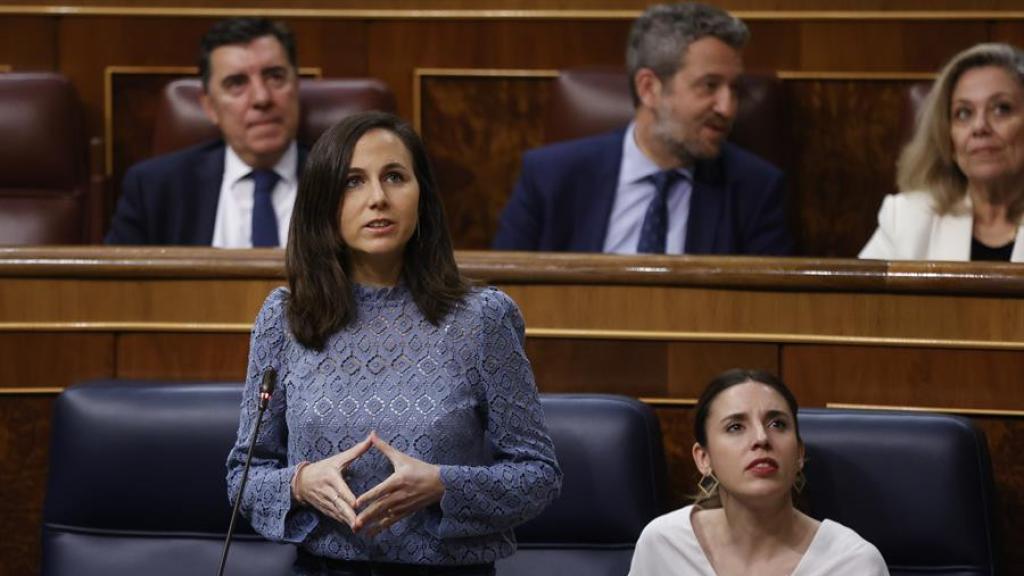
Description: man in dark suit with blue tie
xmin=494 ymin=3 xmax=793 ymax=256
xmin=106 ymin=17 xmax=304 ymax=247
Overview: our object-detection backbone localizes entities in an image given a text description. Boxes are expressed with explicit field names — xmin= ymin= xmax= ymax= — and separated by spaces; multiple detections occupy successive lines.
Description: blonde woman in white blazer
xmin=861 ymin=43 xmax=1024 ymax=263
xmin=860 ymin=191 xmax=1024 ymax=261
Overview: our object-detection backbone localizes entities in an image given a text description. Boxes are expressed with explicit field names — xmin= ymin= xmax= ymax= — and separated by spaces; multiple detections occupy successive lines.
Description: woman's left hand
xmin=354 ymin=431 xmax=445 ymax=536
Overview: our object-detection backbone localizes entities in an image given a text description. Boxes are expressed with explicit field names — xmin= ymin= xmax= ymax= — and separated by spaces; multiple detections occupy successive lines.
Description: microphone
xmin=217 ymin=368 xmax=277 ymax=576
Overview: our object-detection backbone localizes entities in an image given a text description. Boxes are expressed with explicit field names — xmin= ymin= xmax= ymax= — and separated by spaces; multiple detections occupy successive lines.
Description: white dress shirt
xmin=211 ymin=141 xmax=298 ymax=248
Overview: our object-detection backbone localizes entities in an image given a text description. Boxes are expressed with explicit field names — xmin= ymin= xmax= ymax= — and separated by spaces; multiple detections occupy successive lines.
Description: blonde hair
xmin=897 ymin=42 xmax=1024 ymax=221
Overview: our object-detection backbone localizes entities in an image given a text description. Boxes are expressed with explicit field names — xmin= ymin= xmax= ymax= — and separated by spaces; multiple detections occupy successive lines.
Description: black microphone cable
xmin=217 ymin=368 xmax=277 ymax=576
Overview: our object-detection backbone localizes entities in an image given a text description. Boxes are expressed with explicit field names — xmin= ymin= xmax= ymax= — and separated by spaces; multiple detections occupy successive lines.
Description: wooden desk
xmin=2 ymin=247 xmax=1021 ymax=574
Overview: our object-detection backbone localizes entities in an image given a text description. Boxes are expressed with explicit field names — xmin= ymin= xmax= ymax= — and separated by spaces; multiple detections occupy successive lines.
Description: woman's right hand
xmin=292 ymin=433 xmax=373 ymax=529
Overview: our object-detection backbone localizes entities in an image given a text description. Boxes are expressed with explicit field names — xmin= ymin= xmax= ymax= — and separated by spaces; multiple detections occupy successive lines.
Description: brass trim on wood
xmin=103 ymin=65 xmax=322 ymax=176
xmin=827 ymin=402 xmax=1024 ymax=418
xmin=525 ymin=328 xmax=1024 ymax=351
xmin=0 ymin=387 xmax=64 ymax=396
xmin=639 ymin=397 xmax=697 ymax=407
xmin=0 ymin=322 xmax=253 ymax=333
xmin=777 ymin=71 xmax=937 ymax=81
xmin=413 ymin=67 xmax=558 ymax=133
xmin=2 ymin=322 xmax=1024 ymax=351
xmin=5 ymin=6 xmax=1024 ymax=21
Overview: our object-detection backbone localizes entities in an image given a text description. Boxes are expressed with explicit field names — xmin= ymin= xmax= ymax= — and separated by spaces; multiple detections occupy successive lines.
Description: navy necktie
xmin=636 ymin=169 xmax=681 ymax=254
xmin=251 ymin=169 xmax=281 ymax=247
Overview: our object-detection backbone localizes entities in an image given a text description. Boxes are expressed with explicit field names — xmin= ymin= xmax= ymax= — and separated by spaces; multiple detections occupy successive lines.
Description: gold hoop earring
xmin=698 ymin=471 xmax=719 ymax=499
xmin=794 ymin=469 xmax=807 ymax=494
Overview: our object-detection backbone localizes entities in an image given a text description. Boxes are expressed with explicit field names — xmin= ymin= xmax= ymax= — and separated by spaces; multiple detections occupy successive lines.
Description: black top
xmin=970 ymin=237 xmax=1014 ymax=261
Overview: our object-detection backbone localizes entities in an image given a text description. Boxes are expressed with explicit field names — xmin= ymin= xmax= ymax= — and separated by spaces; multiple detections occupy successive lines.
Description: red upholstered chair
xmin=151 ymin=77 xmax=397 ymax=156
xmin=0 ymin=73 xmax=95 ymax=244
xmin=544 ymin=67 xmax=790 ymax=175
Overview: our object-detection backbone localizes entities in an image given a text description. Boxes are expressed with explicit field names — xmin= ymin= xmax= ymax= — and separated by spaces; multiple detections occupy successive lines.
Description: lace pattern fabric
xmin=226 ymin=285 xmax=561 ymax=565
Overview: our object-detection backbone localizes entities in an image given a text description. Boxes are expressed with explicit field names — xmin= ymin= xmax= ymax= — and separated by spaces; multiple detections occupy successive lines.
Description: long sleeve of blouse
xmin=225 ymin=285 xmax=561 ymax=565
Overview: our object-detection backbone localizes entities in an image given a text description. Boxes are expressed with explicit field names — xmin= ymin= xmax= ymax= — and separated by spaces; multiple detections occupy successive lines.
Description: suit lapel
xmin=930 ymin=209 xmax=972 ymax=260
xmin=686 ymin=156 xmax=726 ymax=254
xmin=191 ymin=142 xmax=225 ymax=245
xmin=578 ymin=131 xmax=625 ymax=251
xmin=297 ymin=144 xmax=308 ymax=175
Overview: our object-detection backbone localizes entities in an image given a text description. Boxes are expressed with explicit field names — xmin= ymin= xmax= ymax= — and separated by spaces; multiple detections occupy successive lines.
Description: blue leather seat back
xmin=42 ymin=381 xmax=295 ymax=576
xmin=43 ymin=383 xmax=667 ymax=576
xmin=800 ymin=409 xmax=997 ymax=576
xmin=497 ymin=394 xmax=667 ymax=576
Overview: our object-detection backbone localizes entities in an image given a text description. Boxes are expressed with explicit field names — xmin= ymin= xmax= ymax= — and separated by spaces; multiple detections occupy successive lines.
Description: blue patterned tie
xmin=636 ymin=169 xmax=681 ymax=254
xmin=251 ymin=169 xmax=281 ymax=247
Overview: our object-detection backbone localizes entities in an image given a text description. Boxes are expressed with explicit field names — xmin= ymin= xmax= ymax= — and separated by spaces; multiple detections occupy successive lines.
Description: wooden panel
xmin=666 ymin=342 xmax=779 ymax=399
xmin=782 ymin=345 xmax=1024 ymax=410
xmin=109 ymin=71 xmax=190 ymax=190
xmin=0 ymin=250 xmax=1023 ymax=572
xmin=744 ymin=21 xmax=802 ymax=72
xmin=0 ymin=16 xmax=57 ymax=71
xmin=796 ymin=21 xmax=987 ymax=71
xmin=654 ymin=406 xmax=698 ymax=509
xmin=788 ymin=79 xmax=916 ymax=256
xmin=11 ymin=1 xmax=1024 ymax=12
xmin=0 ymin=333 xmax=113 ymax=388
xmin=116 ymin=333 xmax=250 ymax=380
xmin=368 ymin=20 xmax=628 ymax=120
xmin=990 ymin=20 xmax=1024 ymax=44
xmin=0 ymin=278 xmax=282 ymax=324
xmin=421 ymin=74 xmax=551 ymax=249
xmin=974 ymin=417 xmax=1024 ymax=574
xmin=502 ymin=284 xmax=1024 ymax=345
xmin=0 ymin=395 xmax=55 ymax=576
xmin=525 ymin=338 xmax=667 ymax=396
xmin=59 ymin=17 xmax=216 ymax=138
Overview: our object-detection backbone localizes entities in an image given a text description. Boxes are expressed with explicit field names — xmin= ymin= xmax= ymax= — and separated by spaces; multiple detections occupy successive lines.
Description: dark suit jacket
xmin=105 ymin=140 xmax=307 ymax=245
xmin=493 ymin=130 xmax=794 ymax=255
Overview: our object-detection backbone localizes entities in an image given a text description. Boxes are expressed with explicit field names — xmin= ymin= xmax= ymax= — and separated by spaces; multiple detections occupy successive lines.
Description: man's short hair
xmin=198 ymin=17 xmax=297 ymax=90
xmin=626 ymin=3 xmax=749 ymax=105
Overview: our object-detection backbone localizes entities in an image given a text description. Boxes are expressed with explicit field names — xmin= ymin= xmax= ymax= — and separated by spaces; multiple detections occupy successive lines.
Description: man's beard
xmin=652 ymin=105 xmax=728 ymax=165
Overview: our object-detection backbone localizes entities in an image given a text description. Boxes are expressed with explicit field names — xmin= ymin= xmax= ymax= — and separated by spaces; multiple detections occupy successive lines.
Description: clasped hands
xmin=292 ymin=431 xmax=444 ymax=537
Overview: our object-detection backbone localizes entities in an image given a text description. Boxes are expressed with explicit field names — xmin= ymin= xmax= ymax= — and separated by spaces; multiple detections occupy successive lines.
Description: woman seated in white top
xmin=860 ymin=43 xmax=1024 ymax=262
xmin=629 ymin=369 xmax=888 ymax=576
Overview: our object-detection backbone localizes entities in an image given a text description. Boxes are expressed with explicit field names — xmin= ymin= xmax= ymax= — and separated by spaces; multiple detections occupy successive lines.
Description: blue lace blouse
xmin=226 ymin=284 xmax=561 ymax=565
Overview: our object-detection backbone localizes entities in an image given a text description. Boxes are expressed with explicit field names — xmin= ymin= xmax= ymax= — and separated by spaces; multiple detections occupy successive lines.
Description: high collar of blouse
xmin=352 ymin=282 xmax=408 ymax=308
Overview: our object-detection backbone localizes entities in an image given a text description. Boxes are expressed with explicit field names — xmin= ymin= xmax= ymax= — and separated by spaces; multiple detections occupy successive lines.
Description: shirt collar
xmin=620 ymin=121 xmax=692 ymax=185
xmin=224 ymin=140 xmax=299 ymax=186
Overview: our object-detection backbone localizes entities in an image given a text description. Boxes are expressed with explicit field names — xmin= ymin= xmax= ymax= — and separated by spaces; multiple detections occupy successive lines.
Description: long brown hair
xmin=285 ymin=112 xmax=467 ymax=350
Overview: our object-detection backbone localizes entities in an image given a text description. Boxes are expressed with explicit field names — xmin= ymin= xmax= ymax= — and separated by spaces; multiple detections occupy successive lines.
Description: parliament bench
xmin=41 ymin=381 xmax=666 ymax=576
xmin=41 ymin=380 xmax=997 ymax=575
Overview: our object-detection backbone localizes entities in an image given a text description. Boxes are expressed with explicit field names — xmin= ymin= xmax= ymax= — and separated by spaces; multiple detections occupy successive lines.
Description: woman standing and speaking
xmin=227 ymin=111 xmax=561 ymax=576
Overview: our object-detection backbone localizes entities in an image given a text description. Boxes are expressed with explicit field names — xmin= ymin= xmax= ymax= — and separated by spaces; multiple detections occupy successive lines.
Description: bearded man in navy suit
xmin=106 ymin=17 xmax=304 ymax=247
xmin=494 ymin=3 xmax=793 ymax=256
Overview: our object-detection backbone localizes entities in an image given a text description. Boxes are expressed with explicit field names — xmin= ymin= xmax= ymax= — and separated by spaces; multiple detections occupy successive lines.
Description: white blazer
xmin=859 ymin=190 xmax=1024 ymax=262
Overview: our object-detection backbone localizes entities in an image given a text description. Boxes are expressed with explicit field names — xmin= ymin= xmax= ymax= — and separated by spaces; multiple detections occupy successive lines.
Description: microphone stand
xmin=217 ymin=368 xmax=276 ymax=576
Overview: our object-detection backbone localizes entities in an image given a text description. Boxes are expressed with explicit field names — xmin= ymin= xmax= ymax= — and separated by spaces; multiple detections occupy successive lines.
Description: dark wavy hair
xmin=285 ymin=111 xmax=468 ymax=350
xmin=199 ymin=17 xmax=297 ymax=90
